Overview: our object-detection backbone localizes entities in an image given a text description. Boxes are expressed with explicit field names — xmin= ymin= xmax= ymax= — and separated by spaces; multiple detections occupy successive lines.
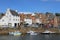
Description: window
xmin=18 ymin=19 xmax=19 ymax=21
xmin=13 ymin=19 xmax=15 ymax=21
xmin=9 ymin=19 xmax=11 ymax=21
xmin=13 ymin=19 xmax=18 ymax=21
xmin=2 ymin=20 xmax=4 ymax=21
xmin=16 ymin=19 xmax=17 ymax=21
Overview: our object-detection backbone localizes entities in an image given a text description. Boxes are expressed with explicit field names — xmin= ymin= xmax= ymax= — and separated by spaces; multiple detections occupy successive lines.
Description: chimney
xmin=7 ymin=8 xmax=10 ymax=11
xmin=15 ymin=10 xmax=18 ymax=12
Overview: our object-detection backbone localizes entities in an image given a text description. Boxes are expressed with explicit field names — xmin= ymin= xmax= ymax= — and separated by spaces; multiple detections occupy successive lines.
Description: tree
xmin=55 ymin=13 xmax=60 ymax=16
xmin=45 ymin=12 xmax=53 ymax=16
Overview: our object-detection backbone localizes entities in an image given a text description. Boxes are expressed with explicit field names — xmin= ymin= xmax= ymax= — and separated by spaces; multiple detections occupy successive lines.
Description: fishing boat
xmin=27 ymin=31 xmax=38 ymax=35
xmin=9 ymin=31 xmax=22 ymax=36
xmin=42 ymin=30 xmax=55 ymax=34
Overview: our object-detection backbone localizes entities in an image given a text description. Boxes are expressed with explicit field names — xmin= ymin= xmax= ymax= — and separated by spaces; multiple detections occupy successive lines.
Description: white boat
xmin=42 ymin=30 xmax=55 ymax=33
xmin=27 ymin=31 xmax=38 ymax=35
xmin=9 ymin=31 xmax=22 ymax=36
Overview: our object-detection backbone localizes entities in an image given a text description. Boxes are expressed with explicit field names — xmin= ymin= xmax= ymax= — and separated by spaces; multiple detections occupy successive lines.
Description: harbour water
xmin=0 ymin=34 xmax=60 ymax=40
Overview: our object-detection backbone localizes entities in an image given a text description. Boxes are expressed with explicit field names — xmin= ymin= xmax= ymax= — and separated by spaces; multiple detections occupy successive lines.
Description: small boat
xmin=27 ymin=31 xmax=38 ymax=35
xmin=42 ymin=30 xmax=55 ymax=34
xmin=9 ymin=31 xmax=22 ymax=36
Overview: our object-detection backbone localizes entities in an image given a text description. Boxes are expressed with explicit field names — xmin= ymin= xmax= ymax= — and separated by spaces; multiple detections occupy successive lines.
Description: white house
xmin=0 ymin=9 xmax=20 ymax=28
xmin=35 ymin=18 xmax=42 ymax=24
xmin=24 ymin=18 xmax=32 ymax=25
xmin=19 ymin=12 xmax=33 ymax=25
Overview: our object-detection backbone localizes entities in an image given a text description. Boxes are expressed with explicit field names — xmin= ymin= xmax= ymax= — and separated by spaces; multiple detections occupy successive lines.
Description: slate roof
xmin=46 ymin=13 xmax=55 ymax=20
xmin=0 ymin=13 xmax=5 ymax=19
xmin=10 ymin=10 xmax=19 ymax=16
xmin=0 ymin=9 xmax=19 ymax=19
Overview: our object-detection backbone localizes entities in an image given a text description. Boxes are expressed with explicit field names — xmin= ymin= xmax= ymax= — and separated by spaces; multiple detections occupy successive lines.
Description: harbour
xmin=0 ymin=33 xmax=60 ymax=40
xmin=0 ymin=27 xmax=60 ymax=35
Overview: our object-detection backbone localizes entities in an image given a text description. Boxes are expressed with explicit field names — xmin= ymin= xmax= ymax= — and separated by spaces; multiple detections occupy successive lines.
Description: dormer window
xmin=2 ymin=20 xmax=4 ymax=21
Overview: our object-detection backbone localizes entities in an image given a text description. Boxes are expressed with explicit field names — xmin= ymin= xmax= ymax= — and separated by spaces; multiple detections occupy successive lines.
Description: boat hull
xmin=9 ymin=31 xmax=22 ymax=36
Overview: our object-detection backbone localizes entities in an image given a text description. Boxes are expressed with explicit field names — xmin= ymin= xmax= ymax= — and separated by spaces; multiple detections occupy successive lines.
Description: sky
xmin=0 ymin=0 xmax=60 ymax=13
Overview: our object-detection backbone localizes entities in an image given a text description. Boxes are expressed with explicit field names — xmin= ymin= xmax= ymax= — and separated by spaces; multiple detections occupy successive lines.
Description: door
xmin=8 ymin=23 xmax=12 ymax=27
xmin=14 ymin=23 xmax=17 ymax=27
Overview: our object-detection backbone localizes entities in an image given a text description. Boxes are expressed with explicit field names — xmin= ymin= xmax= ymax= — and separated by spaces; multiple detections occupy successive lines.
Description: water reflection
xmin=0 ymin=34 xmax=60 ymax=40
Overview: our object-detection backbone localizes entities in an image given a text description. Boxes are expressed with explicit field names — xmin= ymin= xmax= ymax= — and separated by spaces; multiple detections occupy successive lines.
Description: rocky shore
xmin=0 ymin=27 xmax=60 ymax=35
